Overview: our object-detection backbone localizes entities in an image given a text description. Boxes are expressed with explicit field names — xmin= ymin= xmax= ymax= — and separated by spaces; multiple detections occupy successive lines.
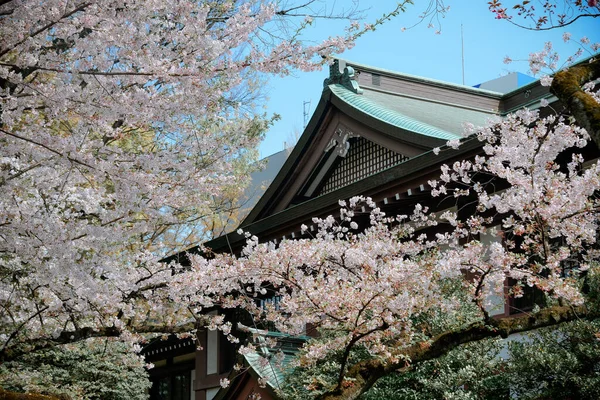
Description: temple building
xmin=145 ymin=58 xmax=567 ymax=400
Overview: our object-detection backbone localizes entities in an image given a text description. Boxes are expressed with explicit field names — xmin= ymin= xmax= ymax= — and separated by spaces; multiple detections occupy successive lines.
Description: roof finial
xmin=324 ymin=59 xmax=363 ymax=94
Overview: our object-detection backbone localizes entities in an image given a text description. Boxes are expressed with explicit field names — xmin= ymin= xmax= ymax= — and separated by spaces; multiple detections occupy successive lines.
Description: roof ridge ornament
xmin=324 ymin=59 xmax=363 ymax=94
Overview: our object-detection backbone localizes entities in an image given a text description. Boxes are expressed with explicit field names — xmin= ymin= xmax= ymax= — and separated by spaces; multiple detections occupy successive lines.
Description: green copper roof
xmin=244 ymin=349 xmax=296 ymax=391
xmin=328 ymin=83 xmax=461 ymax=141
xmin=239 ymin=326 xmax=307 ymax=391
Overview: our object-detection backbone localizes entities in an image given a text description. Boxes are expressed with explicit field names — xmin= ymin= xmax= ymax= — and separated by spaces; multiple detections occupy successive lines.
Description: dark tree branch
xmin=0 ymin=128 xmax=96 ymax=170
xmin=336 ymin=321 xmax=389 ymax=389
xmin=0 ymin=320 xmax=197 ymax=363
xmin=504 ymin=13 xmax=600 ymax=31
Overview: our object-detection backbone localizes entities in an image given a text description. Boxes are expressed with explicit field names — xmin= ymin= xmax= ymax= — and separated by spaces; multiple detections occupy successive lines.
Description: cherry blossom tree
xmin=0 ymin=0 xmax=410 ymax=371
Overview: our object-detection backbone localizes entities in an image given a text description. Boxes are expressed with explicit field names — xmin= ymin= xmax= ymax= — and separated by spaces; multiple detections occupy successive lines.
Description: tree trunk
xmin=0 ymin=389 xmax=65 ymax=400
xmin=551 ymin=57 xmax=600 ymax=146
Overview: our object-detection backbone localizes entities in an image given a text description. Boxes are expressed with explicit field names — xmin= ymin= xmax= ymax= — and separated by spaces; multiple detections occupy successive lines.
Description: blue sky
xmin=257 ymin=1 xmax=600 ymax=157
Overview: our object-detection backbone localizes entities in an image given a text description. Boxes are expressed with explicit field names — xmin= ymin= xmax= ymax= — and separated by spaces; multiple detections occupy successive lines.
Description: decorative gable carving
xmin=296 ymin=127 xmax=409 ymax=202
xmin=324 ymin=127 xmax=359 ymax=157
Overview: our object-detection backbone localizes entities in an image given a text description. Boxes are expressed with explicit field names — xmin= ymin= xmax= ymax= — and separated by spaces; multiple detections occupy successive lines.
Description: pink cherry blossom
xmin=0 ymin=0 xmax=399 ymax=362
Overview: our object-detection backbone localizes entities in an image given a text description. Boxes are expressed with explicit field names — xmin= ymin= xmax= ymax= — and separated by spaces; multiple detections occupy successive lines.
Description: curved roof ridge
xmin=328 ymin=84 xmax=461 ymax=141
xmin=339 ymin=58 xmax=504 ymax=96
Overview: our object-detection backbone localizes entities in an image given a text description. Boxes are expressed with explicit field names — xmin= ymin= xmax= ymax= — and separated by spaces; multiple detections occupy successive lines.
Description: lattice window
xmin=319 ymin=137 xmax=408 ymax=195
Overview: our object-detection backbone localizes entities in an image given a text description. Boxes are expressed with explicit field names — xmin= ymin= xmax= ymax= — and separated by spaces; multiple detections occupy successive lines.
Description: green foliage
xmin=364 ymin=319 xmax=600 ymax=400
xmin=278 ymin=337 xmax=508 ymax=400
xmin=410 ymin=276 xmax=483 ymax=337
xmin=507 ymin=319 xmax=600 ymax=400
xmin=362 ymin=339 xmax=508 ymax=400
xmin=0 ymin=339 xmax=150 ymax=400
xmin=280 ymin=308 xmax=600 ymax=400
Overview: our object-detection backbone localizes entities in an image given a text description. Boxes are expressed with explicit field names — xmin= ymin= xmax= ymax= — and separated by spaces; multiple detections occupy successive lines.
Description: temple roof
xmin=163 ymin=57 xmax=556 ymax=264
xmin=328 ymin=83 xmax=460 ymax=141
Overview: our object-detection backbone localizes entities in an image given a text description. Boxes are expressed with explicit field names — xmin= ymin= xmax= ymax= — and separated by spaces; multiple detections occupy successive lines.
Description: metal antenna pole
xmin=461 ymin=24 xmax=465 ymax=85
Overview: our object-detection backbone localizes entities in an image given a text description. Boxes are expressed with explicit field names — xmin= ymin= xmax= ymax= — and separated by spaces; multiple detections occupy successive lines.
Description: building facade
xmin=146 ymin=58 xmax=576 ymax=400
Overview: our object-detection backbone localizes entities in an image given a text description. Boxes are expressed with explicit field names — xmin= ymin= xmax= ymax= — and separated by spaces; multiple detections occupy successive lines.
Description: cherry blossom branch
xmin=1 ymin=161 xmax=44 ymax=184
xmin=275 ymin=0 xmax=319 ymax=15
xmin=0 ymin=62 xmax=180 ymax=78
xmin=0 ymin=2 xmax=92 ymax=58
xmin=0 ymin=320 xmax=197 ymax=363
xmin=471 ymin=266 xmax=492 ymax=322
xmin=0 ymin=305 xmax=49 ymax=356
xmin=501 ymin=13 xmax=599 ymax=31
xmin=336 ymin=321 xmax=390 ymax=390
xmin=0 ymin=128 xmax=95 ymax=170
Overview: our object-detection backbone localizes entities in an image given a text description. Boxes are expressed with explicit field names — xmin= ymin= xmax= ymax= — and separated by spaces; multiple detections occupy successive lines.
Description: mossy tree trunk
xmin=0 ymin=389 xmax=64 ymax=400
xmin=551 ymin=57 xmax=600 ymax=146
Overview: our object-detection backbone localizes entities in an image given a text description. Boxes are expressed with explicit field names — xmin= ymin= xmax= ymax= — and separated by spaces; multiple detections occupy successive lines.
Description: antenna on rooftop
xmin=303 ymin=100 xmax=311 ymax=129
xmin=461 ymin=24 xmax=465 ymax=85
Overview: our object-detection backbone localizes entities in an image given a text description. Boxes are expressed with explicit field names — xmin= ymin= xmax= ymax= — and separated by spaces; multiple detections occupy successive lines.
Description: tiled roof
xmin=328 ymin=83 xmax=461 ymax=141
xmin=244 ymin=349 xmax=297 ymax=391
xmin=241 ymin=327 xmax=308 ymax=391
